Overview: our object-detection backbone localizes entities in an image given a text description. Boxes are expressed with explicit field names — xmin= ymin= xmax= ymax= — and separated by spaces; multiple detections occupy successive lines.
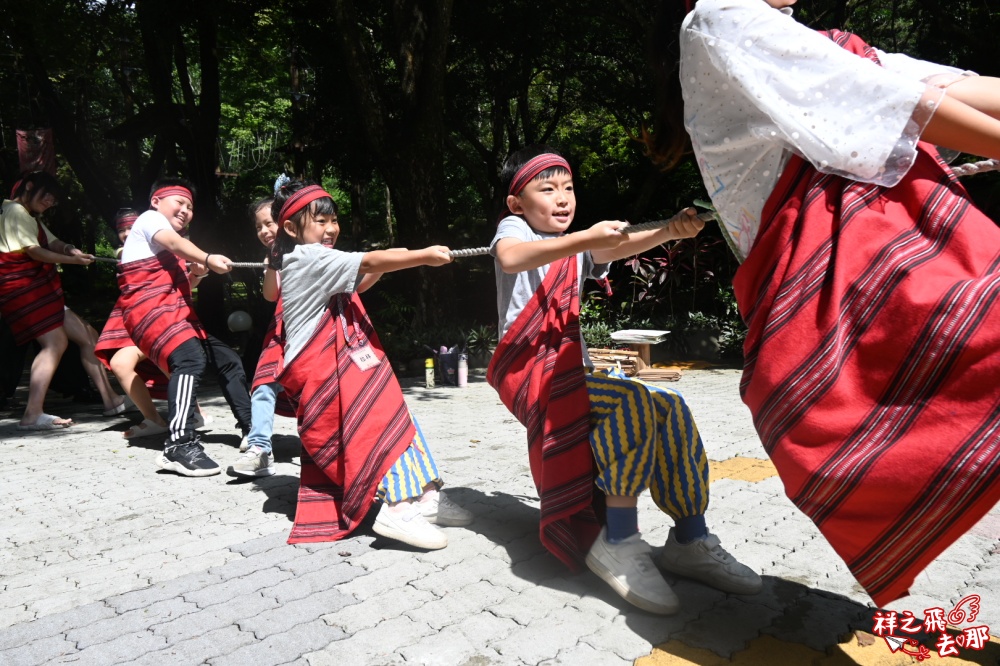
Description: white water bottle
xmin=457 ymin=353 xmax=468 ymax=388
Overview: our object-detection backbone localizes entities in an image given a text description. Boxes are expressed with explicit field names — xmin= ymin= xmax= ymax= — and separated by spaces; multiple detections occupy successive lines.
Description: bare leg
xmin=20 ymin=327 xmax=72 ymax=426
xmin=606 ymin=495 xmax=639 ymax=509
xmin=109 ymin=346 xmax=165 ymax=426
xmin=63 ymin=309 xmax=123 ymax=412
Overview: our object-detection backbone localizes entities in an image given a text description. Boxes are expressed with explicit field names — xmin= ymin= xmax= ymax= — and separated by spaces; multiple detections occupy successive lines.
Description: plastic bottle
xmin=425 ymin=358 xmax=435 ymax=388
xmin=457 ymin=353 xmax=468 ymax=388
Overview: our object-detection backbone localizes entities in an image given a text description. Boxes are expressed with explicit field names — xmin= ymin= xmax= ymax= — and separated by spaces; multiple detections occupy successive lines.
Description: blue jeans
xmin=247 ymin=382 xmax=280 ymax=454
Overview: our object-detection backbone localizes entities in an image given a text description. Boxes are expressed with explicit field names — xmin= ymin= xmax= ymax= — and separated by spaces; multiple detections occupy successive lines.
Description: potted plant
xmin=683 ymin=311 xmax=721 ymax=361
xmin=465 ymin=324 xmax=498 ymax=369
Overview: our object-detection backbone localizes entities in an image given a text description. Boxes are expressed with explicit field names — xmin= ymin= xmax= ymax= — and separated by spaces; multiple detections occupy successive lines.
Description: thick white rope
xmin=951 ymin=158 xmax=1000 ymax=177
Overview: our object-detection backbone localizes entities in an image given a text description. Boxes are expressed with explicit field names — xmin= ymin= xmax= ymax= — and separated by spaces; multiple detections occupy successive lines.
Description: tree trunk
xmin=330 ymin=0 xmax=455 ymax=323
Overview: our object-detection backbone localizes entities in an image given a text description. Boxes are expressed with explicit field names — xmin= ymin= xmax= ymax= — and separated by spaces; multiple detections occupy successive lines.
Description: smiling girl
xmin=269 ymin=180 xmax=472 ymax=549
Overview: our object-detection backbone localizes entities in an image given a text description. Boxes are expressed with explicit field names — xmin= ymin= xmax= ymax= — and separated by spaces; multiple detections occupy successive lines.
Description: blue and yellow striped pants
xmin=587 ymin=370 xmax=709 ymax=520
xmin=377 ymin=416 xmax=441 ymax=503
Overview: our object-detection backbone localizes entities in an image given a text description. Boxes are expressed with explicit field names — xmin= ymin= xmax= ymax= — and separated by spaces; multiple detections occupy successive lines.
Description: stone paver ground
xmin=2 ymin=368 xmax=997 ymax=665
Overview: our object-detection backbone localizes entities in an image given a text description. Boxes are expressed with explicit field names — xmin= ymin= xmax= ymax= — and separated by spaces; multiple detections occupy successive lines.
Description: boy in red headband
xmin=118 ymin=177 xmax=253 ymax=476
xmin=489 ymin=145 xmax=761 ymax=615
xmin=97 ymin=208 xmax=212 ymax=440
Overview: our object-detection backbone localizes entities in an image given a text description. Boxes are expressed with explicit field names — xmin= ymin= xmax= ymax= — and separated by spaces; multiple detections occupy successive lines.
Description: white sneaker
xmin=226 ymin=447 xmax=275 ymax=478
xmin=586 ymin=527 xmax=679 ymax=615
xmin=418 ymin=491 xmax=473 ymax=526
xmin=239 ymin=435 xmax=250 ymax=452
xmin=373 ymin=502 xmax=448 ymax=550
xmin=657 ymin=528 xmax=763 ymax=595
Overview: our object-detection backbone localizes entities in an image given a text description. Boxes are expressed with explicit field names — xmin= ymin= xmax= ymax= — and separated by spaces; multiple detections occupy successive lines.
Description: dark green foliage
xmin=3 ymin=0 xmax=998 ymax=363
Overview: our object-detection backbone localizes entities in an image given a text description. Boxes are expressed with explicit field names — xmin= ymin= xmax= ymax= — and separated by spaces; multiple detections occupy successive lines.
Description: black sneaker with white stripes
xmin=157 ymin=439 xmax=221 ymax=477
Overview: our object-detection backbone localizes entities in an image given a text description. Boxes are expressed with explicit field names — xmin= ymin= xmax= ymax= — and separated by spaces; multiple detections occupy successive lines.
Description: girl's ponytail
xmin=269 ymin=181 xmax=299 ymax=270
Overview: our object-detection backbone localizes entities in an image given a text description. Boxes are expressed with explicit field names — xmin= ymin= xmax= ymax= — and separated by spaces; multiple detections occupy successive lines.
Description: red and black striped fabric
xmin=0 ymin=228 xmax=64 ymax=345
xmin=117 ymin=252 xmax=206 ymax=371
xmin=277 ymin=293 xmax=416 ymax=543
xmin=95 ymin=299 xmax=169 ymax=400
xmin=487 ymin=256 xmax=602 ymax=570
xmin=734 ymin=30 xmax=1000 ymax=606
xmin=251 ymin=299 xmax=296 ymax=418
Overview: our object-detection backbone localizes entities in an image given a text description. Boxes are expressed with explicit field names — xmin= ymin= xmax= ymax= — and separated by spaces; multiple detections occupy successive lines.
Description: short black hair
xmin=499 ymin=144 xmax=570 ymax=195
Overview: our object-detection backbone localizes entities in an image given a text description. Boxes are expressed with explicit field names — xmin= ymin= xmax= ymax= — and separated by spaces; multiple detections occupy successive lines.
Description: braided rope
xmin=448 ymin=247 xmax=490 ymax=257
xmin=222 ymin=214 xmax=719 ymax=268
xmin=951 ymin=158 xmax=1000 ymax=177
xmin=617 ymin=210 xmax=717 ymax=234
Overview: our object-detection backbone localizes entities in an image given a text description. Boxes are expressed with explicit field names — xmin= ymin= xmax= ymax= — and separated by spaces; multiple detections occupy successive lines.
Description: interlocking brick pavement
xmin=1 ymin=368 xmax=997 ymax=665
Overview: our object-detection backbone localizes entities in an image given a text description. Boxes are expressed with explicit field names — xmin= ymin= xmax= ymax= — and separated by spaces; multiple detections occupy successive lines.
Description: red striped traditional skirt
xmin=251 ymin=300 xmax=295 ymax=418
xmin=0 ymin=250 xmax=64 ymax=345
xmin=277 ymin=293 xmax=416 ymax=543
xmin=735 ymin=143 xmax=1000 ymax=605
xmin=95 ymin=298 xmax=169 ymax=400
xmin=117 ymin=252 xmax=206 ymax=371
xmin=487 ymin=256 xmax=602 ymax=570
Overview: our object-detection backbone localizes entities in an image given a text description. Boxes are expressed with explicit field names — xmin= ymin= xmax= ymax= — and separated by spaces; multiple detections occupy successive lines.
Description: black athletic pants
xmin=165 ymin=335 xmax=252 ymax=446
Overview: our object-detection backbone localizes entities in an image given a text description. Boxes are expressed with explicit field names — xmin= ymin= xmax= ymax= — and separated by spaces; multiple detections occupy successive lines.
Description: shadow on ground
xmin=448 ymin=486 xmax=927 ymax=661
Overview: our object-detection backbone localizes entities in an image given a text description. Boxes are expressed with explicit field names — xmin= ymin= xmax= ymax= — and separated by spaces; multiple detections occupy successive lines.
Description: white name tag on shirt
xmin=349 ymin=344 xmax=380 ymax=371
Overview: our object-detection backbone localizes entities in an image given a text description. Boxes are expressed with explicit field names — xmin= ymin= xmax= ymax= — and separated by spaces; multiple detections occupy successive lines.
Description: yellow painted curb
xmin=709 ymin=457 xmax=778 ymax=483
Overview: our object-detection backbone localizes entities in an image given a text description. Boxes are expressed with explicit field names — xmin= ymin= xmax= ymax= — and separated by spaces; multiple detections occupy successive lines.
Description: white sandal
xmin=124 ymin=418 xmax=169 ymax=440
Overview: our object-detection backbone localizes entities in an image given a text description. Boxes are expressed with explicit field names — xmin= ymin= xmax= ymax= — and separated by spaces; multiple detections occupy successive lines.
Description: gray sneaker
xmin=586 ymin=527 xmax=679 ymax=615
xmin=226 ymin=447 xmax=275 ymax=478
xmin=657 ymin=528 xmax=763 ymax=595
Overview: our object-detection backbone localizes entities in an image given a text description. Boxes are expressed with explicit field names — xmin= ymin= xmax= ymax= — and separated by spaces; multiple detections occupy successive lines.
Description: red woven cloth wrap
xmin=251 ymin=299 xmax=296 ymax=418
xmin=117 ymin=252 xmax=207 ymax=371
xmin=0 ymin=226 xmax=65 ymax=345
xmin=486 ymin=256 xmax=602 ymax=570
xmin=276 ymin=293 xmax=416 ymax=543
xmin=95 ymin=300 xmax=169 ymax=400
xmin=733 ymin=28 xmax=1000 ymax=607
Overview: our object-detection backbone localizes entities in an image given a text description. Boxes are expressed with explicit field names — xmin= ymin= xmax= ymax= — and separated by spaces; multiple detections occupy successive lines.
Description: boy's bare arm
xmin=591 ymin=208 xmax=704 ymax=263
xmin=151 ymin=228 xmax=233 ymax=274
xmin=495 ymin=221 xmax=628 ymax=274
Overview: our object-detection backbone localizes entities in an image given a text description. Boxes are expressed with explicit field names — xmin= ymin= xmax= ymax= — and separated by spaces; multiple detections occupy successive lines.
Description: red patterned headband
xmin=508 ymin=154 xmax=573 ymax=196
xmin=278 ymin=184 xmax=332 ymax=222
xmin=115 ymin=213 xmax=139 ymax=231
xmin=152 ymin=186 xmax=193 ymax=202
xmin=9 ymin=179 xmax=22 ymax=199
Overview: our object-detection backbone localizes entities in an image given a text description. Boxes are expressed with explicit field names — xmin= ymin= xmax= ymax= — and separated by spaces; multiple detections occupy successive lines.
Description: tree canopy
xmin=2 ymin=0 xmax=998 ymax=348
